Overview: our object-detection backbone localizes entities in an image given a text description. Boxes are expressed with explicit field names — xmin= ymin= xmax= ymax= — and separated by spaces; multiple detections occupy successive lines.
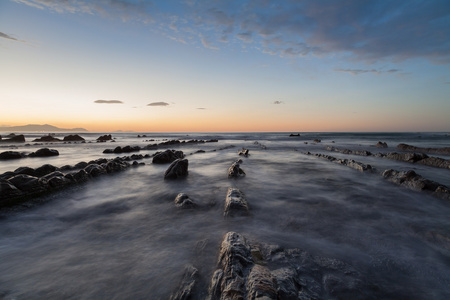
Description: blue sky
xmin=0 ymin=0 xmax=449 ymax=132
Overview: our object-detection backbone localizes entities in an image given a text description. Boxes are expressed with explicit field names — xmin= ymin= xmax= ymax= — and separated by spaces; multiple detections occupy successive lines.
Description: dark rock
xmin=8 ymin=174 xmax=48 ymax=194
xmin=164 ymin=159 xmax=189 ymax=179
xmin=313 ymin=139 xmax=321 ymax=143
xmin=153 ymin=149 xmax=184 ymax=164
xmin=174 ymin=193 xmax=196 ymax=208
xmin=289 ymin=133 xmax=300 ymax=137
xmin=0 ymin=179 xmax=24 ymax=201
xmin=32 ymin=135 xmax=61 ymax=142
xmin=337 ymin=159 xmax=373 ymax=172
xmin=0 ymin=171 xmax=17 ymax=180
xmin=384 ymin=152 xmax=428 ymax=163
xmin=72 ymin=169 xmax=90 ymax=183
xmin=105 ymin=160 xmax=129 ymax=173
xmin=246 ymin=264 xmax=278 ymax=299
xmin=29 ymin=148 xmax=59 ymax=157
xmin=0 ymin=151 xmax=24 ymax=160
xmin=84 ymin=164 xmax=106 ymax=177
xmin=417 ymin=157 xmax=450 ymax=169
xmin=170 ymin=265 xmax=199 ymax=300
xmin=0 ymin=134 xmax=25 ymax=143
xmin=97 ymin=134 xmax=113 ymax=141
xmin=103 ymin=149 xmax=114 ymax=154
xmin=375 ymin=141 xmax=388 ymax=148
xmin=228 ymin=160 xmax=245 ymax=178
xmin=14 ymin=167 xmax=37 ymax=176
xmin=224 ymin=187 xmax=249 ymax=217
xmin=42 ymin=171 xmax=72 ymax=188
xmin=63 ymin=134 xmax=85 ymax=141
xmin=34 ymin=164 xmax=58 ymax=177
xmin=238 ymin=148 xmax=249 ymax=156
xmin=397 ymin=143 xmax=450 ymax=155
xmin=74 ymin=161 xmax=88 ymax=169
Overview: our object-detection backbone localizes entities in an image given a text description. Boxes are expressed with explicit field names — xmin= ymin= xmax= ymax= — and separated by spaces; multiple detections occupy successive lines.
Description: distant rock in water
xmin=164 ymin=159 xmax=189 ymax=179
xmin=29 ymin=148 xmax=59 ymax=157
xmin=153 ymin=149 xmax=184 ymax=164
xmin=97 ymin=134 xmax=113 ymax=142
xmin=238 ymin=148 xmax=249 ymax=156
xmin=396 ymin=143 xmax=450 ymax=155
xmin=63 ymin=134 xmax=85 ymax=142
xmin=0 ymin=134 xmax=25 ymax=143
xmin=32 ymin=135 xmax=62 ymax=142
xmin=289 ymin=133 xmax=300 ymax=137
xmin=375 ymin=141 xmax=388 ymax=148
xmin=224 ymin=187 xmax=249 ymax=217
xmin=228 ymin=160 xmax=245 ymax=178
xmin=0 ymin=151 xmax=25 ymax=160
xmin=174 ymin=193 xmax=196 ymax=208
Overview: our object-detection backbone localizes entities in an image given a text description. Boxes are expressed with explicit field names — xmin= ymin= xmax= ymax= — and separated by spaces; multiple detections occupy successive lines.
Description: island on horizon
xmin=0 ymin=124 xmax=88 ymax=133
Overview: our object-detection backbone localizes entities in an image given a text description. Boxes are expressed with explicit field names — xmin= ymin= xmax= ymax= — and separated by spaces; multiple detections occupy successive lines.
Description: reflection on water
xmin=0 ymin=133 xmax=449 ymax=299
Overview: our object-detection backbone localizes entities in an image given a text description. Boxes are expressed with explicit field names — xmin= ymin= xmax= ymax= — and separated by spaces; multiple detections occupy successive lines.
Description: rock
xmin=337 ymin=159 xmax=373 ymax=172
xmin=164 ymin=159 xmax=189 ymax=179
xmin=97 ymin=134 xmax=113 ymax=141
xmin=0 ymin=179 xmax=24 ymax=201
xmin=396 ymin=143 xmax=450 ymax=155
xmin=29 ymin=148 xmax=59 ymax=157
xmin=72 ymin=169 xmax=90 ymax=183
xmin=375 ymin=141 xmax=388 ymax=148
xmin=14 ymin=166 xmax=37 ymax=176
xmin=228 ymin=160 xmax=245 ymax=178
xmin=384 ymin=152 xmax=428 ymax=163
xmin=417 ymin=157 xmax=450 ymax=169
xmin=63 ymin=134 xmax=85 ymax=141
xmin=238 ymin=148 xmax=249 ymax=156
xmin=224 ymin=187 xmax=249 ymax=217
xmin=0 ymin=151 xmax=24 ymax=160
xmin=174 ymin=193 xmax=196 ymax=208
xmin=169 ymin=265 xmax=199 ymax=300
xmin=246 ymin=264 xmax=277 ymax=299
xmin=84 ymin=164 xmax=106 ymax=177
xmin=42 ymin=171 xmax=72 ymax=188
xmin=34 ymin=164 xmax=58 ymax=177
xmin=105 ymin=160 xmax=130 ymax=173
xmin=8 ymin=174 xmax=48 ymax=194
xmin=289 ymin=134 xmax=300 ymax=137
xmin=0 ymin=134 xmax=25 ymax=143
xmin=32 ymin=135 xmax=61 ymax=142
xmin=74 ymin=161 xmax=88 ymax=169
xmin=153 ymin=149 xmax=184 ymax=164
xmin=313 ymin=139 xmax=321 ymax=143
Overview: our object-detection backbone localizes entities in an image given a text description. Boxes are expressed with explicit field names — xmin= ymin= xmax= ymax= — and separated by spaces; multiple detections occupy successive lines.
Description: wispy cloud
xmin=147 ymin=102 xmax=169 ymax=107
xmin=196 ymin=107 xmax=206 ymax=110
xmin=273 ymin=101 xmax=284 ymax=105
xmin=0 ymin=32 xmax=19 ymax=41
xmin=335 ymin=68 xmax=400 ymax=76
xmin=94 ymin=100 xmax=123 ymax=104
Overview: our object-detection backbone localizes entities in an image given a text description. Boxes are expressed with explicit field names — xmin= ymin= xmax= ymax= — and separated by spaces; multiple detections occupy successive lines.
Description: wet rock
xmin=0 ymin=151 xmax=24 ymax=160
xmin=169 ymin=265 xmax=199 ymax=300
xmin=174 ymin=193 xmax=196 ymax=208
xmin=224 ymin=187 xmax=249 ymax=217
xmin=337 ymin=159 xmax=373 ymax=172
xmin=14 ymin=166 xmax=37 ymax=176
xmin=397 ymin=143 xmax=450 ymax=155
xmin=29 ymin=148 xmax=59 ymax=157
xmin=8 ymin=174 xmax=48 ymax=194
xmin=238 ymin=148 xmax=249 ymax=156
xmin=105 ymin=160 xmax=130 ymax=173
xmin=382 ymin=169 xmax=449 ymax=199
xmin=153 ymin=149 xmax=184 ymax=164
xmin=164 ymin=159 xmax=189 ymax=179
xmin=97 ymin=134 xmax=113 ymax=141
xmin=0 ymin=134 xmax=25 ymax=143
xmin=74 ymin=161 xmax=88 ymax=169
xmin=228 ymin=160 xmax=245 ymax=178
xmin=84 ymin=164 xmax=106 ymax=177
xmin=63 ymin=134 xmax=85 ymax=142
xmin=246 ymin=264 xmax=277 ymax=299
xmin=384 ymin=152 xmax=428 ymax=163
xmin=375 ymin=141 xmax=388 ymax=148
xmin=72 ymin=169 xmax=90 ymax=183
xmin=417 ymin=157 xmax=450 ymax=169
xmin=0 ymin=179 xmax=24 ymax=201
xmin=42 ymin=171 xmax=72 ymax=188
xmin=32 ymin=135 xmax=61 ymax=142
xmin=35 ymin=164 xmax=58 ymax=177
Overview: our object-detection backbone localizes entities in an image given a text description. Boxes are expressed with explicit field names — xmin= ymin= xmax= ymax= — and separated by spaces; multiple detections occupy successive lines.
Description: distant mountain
xmin=0 ymin=124 xmax=88 ymax=132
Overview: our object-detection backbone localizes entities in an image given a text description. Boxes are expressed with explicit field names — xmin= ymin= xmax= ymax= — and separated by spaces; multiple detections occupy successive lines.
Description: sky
xmin=0 ymin=0 xmax=449 ymax=132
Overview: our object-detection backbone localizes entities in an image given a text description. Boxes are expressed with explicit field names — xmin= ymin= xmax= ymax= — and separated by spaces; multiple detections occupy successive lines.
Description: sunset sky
xmin=1 ymin=0 xmax=449 ymax=132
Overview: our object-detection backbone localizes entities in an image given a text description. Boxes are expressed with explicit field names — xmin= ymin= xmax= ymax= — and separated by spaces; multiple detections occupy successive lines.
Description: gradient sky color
xmin=1 ymin=0 xmax=449 ymax=132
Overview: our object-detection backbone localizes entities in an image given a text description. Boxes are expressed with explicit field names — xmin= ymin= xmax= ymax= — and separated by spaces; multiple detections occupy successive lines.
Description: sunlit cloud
xmin=147 ymin=102 xmax=169 ymax=106
xmin=94 ymin=100 xmax=123 ymax=104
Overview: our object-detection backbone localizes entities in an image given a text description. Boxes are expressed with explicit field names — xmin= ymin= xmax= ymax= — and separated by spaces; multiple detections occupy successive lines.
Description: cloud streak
xmin=0 ymin=32 xmax=19 ymax=41
xmin=94 ymin=100 xmax=123 ymax=104
xmin=147 ymin=102 xmax=169 ymax=107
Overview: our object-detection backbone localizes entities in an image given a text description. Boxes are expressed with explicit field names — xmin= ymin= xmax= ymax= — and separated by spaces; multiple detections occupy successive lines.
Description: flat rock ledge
xmin=0 ymin=155 xmax=145 ymax=207
xmin=397 ymin=143 xmax=450 ymax=156
xmin=307 ymin=153 xmax=374 ymax=172
xmin=224 ymin=187 xmax=249 ymax=217
xmin=382 ymin=169 xmax=450 ymax=200
xmin=206 ymin=231 xmax=373 ymax=300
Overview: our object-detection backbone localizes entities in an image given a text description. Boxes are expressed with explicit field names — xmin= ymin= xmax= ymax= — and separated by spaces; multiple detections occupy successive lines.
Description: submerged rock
xmin=228 ymin=160 xmax=245 ymax=178
xmin=29 ymin=148 xmax=59 ymax=157
xmin=224 ymin=187 xmax=249 ymax=217
xmin=164 ymin=159 xmax=189 ymax=179
xmin=169 ymin=265 xmax=199 ymax=300
xmin=63 ymin=134 xmax=85 ymax=142
xmin=174 ymin=193 xmax=196 ymax=208
xmin=238 ymin=148 xmax=249 ymax=156
xmin=375 ymin=141 xmax=388 ymax=148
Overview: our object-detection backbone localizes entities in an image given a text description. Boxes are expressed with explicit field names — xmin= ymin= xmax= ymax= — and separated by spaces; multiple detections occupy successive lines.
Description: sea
xmin=0 ymin=132 xmax=449 ymax=299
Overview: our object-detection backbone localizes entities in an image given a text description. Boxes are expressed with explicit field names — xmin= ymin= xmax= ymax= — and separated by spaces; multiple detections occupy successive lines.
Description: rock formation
xmin=164 ymin=159 xmax=189 ymax=179
xmin=228 ymin=160 xmax=245 ymax=178
xmin=224 ymin=187 xmax=249 ymax=217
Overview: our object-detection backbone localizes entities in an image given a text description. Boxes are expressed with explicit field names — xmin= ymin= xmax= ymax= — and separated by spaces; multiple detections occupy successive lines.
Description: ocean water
xmin=0 ymin=132 xmax=449 ymax=299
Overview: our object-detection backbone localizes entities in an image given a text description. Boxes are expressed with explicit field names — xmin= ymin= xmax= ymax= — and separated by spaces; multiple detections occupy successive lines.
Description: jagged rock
xmin=0 ymin=134 xmax=25 ymax=143
xmin=238 ymin=148 xmax=249 ymax=156
xmin=224 ymin=187 xmax=249 ymax=217
xmin=32 ymin=135 xmax=61 ymax=142
xmin=384 ymin=152 xmax=428 ymax=163
xmin=337 ymin=159 xmax=373 ymax=172
xmin=97 ymin=134 xmax=113 ymax=141
xmin=29 ymin=148 xmax=59 ymax=157
xmin=417 ymin=157 xmax=450 ymax=169
xmin=246 ymin=264 xmax=277 ymax=299
xmin=174 ymin=193 xmax=196 ymax=208
xmin=72 ymin=169 xmax=90 ymax=183
xmin=169 ymin=265 xmax=199 ymax=300
xmin=0 ymin=151 xmax=24 ymax=160
xmin=164 ymin=159 xmax=189 ymax=179
xmin=153 ymin=149 xmax=184 ymax=164
xmin=228 ymin=160 xmax=245 ymax=178
xmin=63 ymin=134 xmax=85 ymax=141
xmin=375 ymin=141 xmax=388 ymax=148
xmin=397 ymin=143 xmax=450 ymax=155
